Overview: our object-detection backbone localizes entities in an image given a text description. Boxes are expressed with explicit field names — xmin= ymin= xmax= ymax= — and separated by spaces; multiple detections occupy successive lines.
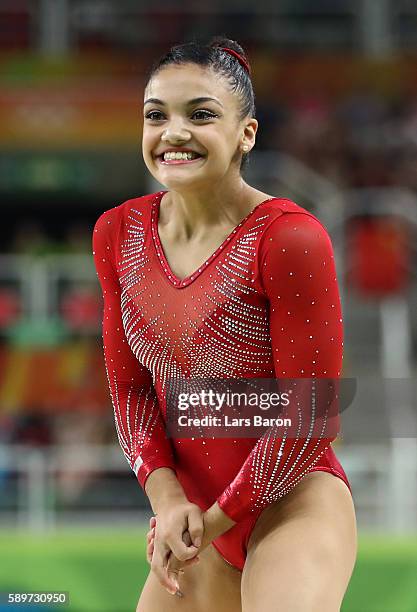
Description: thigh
xmin=136 ymin=541 xmax=242 ymax=612
xmin=241 ymin=471 xmax=357 ymax=612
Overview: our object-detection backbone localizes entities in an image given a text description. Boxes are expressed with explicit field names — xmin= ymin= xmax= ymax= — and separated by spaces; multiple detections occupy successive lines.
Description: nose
xmin=161 ymin=119 xmax=191 ymax=144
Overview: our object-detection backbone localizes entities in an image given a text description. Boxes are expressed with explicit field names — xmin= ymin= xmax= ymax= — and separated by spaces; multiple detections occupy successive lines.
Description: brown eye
xmin=145 ymin=111 xmax=164 ymax=120
xmin=192 ymin=110 xmax=217 ymax=120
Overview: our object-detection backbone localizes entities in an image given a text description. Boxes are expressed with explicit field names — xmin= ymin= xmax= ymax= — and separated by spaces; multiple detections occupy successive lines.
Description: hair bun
xmin=208 ymin=36 xmax=251 ymax=76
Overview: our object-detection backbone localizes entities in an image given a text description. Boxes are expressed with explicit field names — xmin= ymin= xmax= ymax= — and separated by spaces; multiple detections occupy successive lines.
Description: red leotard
xmin=92 ymin=190 xmax=351 ymax=571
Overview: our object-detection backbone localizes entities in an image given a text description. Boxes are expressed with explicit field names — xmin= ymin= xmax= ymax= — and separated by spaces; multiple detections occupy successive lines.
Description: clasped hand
xmin=146 ymin=501 xmax=206 ymax=596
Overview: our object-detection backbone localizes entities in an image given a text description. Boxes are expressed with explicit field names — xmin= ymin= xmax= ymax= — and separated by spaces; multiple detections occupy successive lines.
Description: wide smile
xmin=156 ymin=154 xmax=205 ymax=166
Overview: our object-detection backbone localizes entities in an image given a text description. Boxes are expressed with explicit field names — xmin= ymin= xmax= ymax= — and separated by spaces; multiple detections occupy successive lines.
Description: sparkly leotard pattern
xmin=92 ymin=190 xmax=351 ymax=570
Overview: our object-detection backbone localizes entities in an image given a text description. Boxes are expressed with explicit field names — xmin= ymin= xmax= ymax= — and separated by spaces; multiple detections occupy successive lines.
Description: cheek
xmin=141 ymin=130 xmax=151 ymax=145
xmin=142 ymin=134 xmax=156 ymax=159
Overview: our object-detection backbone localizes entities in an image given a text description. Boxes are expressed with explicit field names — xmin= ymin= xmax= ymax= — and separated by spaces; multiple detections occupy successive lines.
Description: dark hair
xmin=144 ymin=36 xmax=256 ymax=173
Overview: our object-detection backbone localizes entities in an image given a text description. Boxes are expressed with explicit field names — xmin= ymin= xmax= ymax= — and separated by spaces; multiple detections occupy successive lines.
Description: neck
xmin=159 ymin=179 xmax=262 ymax=241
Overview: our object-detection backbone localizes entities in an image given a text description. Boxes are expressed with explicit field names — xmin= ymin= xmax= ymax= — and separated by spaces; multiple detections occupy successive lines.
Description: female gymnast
xmin=92 ymin=36 xmax=357 ymax=611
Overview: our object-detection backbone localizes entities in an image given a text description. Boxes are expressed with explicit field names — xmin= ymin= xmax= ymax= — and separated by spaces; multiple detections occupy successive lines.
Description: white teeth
xmin=162 ymin=151 xmax=199 ymax=161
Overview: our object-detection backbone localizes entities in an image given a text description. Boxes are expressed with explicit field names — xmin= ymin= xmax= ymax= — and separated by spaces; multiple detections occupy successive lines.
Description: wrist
xmin=144 ymin=467 xmax=187 ymax=513
xmin=152 ymin=492 xmax=188 ymax=514
xmin=202 ymin=502 xmax=236 ymax=545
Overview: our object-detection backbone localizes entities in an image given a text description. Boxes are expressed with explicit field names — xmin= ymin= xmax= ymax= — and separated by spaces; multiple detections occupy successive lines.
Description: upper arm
xmin=92 ymin=206 xmax=154 ymax=387
xmin=259 ymin=212 xmax=343 ymax=379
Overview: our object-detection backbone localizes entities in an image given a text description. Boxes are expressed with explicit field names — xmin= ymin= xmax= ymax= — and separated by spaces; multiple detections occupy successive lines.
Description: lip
xmin=158 ymin=155 xmax=205 ymax=166
xmin=155 ymin=147 xmax=204 ymax=156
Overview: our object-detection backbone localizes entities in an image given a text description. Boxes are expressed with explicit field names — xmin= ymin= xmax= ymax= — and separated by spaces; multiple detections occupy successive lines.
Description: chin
xmin=158 ymin=167 xmax=209 ymax=183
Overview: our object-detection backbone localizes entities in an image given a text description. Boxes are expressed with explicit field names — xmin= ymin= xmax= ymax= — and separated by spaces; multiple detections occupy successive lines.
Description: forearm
xmin=145 ymin=467 xmax=188 ymax=513
xmin=202 ymin=501 xmax=236 ymax=546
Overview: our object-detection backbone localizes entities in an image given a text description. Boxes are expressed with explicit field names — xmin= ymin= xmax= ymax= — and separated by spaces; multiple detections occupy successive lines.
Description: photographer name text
xmin=177 ymin=414 xmax=292 ymax=428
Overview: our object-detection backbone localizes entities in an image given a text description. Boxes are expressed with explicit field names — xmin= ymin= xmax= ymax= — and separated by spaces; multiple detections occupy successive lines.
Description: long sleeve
xmin=92 ymin=207 xmax=176 ymax=490
xmin=217 ymin=210 xmax=343 ymax=522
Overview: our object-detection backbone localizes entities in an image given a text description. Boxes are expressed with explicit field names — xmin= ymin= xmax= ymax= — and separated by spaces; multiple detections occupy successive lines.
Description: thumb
xmin=181 ymin=530 xmax=199 ymax=562
xmin=166 ymin=553 xmax=183 ymax=597
xmin=187 ymin=506 xmax=204 ymax=548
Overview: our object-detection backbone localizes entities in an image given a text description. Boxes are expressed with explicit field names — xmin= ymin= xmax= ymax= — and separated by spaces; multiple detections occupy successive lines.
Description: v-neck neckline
xmin=150 ymin=190 xmax=276 ymax=289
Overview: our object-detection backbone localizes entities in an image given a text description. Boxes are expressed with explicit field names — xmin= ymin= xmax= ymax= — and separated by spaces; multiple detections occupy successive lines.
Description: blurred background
xmin=1 ymin=1 xmax=417 ymax=610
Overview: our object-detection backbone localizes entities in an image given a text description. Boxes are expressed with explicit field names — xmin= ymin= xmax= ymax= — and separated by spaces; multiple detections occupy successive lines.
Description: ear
xmin=241 ymin=117 xmax=258 ymax=152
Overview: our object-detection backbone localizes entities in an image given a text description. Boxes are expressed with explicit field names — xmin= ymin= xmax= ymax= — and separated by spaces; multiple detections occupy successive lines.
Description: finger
xmin=165 ymin=550 xmax=198 ymax=592
xmin=146 ymin=531 xmax=154 ymax=564
xmin=167 ymin=567 xmax=183 ymax=597
xmin=187 ymin=507 xmax=204 ymax=548
xmin=146 ymin=536 xmax=155 ymax=564
xmin=166 ymin=546 xmax=200 ymax=572
xmin=181 ymin=530 xmax=199 ymax=562
xmin=167 ymin=550 xmax=183 ymax=573
xmin=180 ymin=531 xmax=200 ymax=566
xmin=149 ymin=516 xmax=156 ymax=529
xmin=151 ymin=541 xmax=178 ymax=595
xmin=165 ymin=564 xmax=181 ymax=596
xmin=146 ymin=527 xmax=155 ymax=544
xmin=167 ymin=527 xmax=199 ymax=563
xmin=146 ymin=542 xmax=153 ymax=564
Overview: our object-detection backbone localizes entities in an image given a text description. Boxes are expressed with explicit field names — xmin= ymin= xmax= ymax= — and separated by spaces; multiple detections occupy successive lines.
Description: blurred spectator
xmin=65 ymin=222 xmax=93 ymax=254
xmin=11 ymin=221 xmax=65 ymax=256
xmin=52 ymin=412 xmax=110 ymax=504
xmin=10 ymin=413 xmax=53 ymax=447
xmin=337 ymin=88 xmax=390 ymax=130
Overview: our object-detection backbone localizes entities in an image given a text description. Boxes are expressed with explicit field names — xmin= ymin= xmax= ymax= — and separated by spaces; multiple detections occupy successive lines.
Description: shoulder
xmin=92 ymin=192 xmax=161 ymax=261
xmin=93 ymin=191 xmax=161 ymax=238
xmin=262 ymin=197 xmax=326 ymax=229
xmin=256 ymin=199 xmax=338 ymax=295
xmin=258 ymin=197 xmax=335 ymax=262
xmin=262 ymin=197 xmax=332 ymax=242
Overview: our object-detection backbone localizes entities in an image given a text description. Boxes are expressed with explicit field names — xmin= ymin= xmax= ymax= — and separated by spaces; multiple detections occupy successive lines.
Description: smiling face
xmin=142 ymin=63 xmax=257 ymax=192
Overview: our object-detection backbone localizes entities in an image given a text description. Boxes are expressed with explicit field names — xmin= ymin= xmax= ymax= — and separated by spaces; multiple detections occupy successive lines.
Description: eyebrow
xmin=144 ymin=96 xmax=224 ymax=108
